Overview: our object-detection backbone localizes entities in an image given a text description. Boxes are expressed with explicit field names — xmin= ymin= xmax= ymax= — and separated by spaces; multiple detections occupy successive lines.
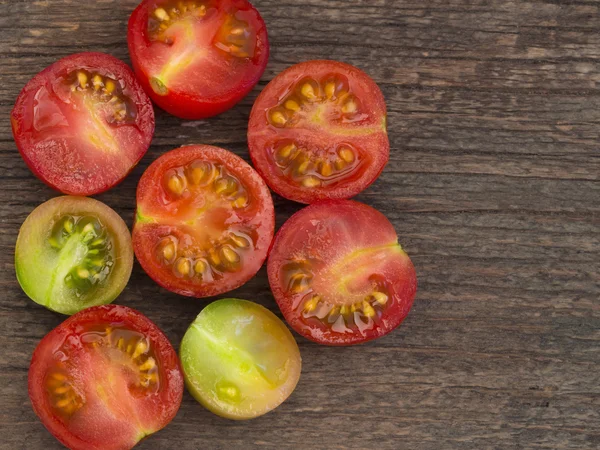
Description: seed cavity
xmin=50 ymin=215 xmax=114 ymax=297
xmin=47 ymin=369 xmax=84 ymax=416
xmin=148 ymin=2 xmax=208 ymax=43
xmin=65 ymin=69 xmax=135 ymax=123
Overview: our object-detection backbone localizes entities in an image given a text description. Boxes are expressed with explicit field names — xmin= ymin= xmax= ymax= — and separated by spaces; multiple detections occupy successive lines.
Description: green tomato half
xmin=180 ymin=299 xmax=302 ymax=420
xmin=15 ymin=196 xmax=133 ymax=315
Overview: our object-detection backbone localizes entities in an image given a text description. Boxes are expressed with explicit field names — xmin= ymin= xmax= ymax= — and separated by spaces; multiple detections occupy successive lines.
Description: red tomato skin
xmin=248 ymin=60 xmax=389 ymax=204
xmin=11 ymin=52 xmax=155 ymax=196
xmin=267 ymin=200 xmax=417 ymax=346
xmin=127 ymin=0 xmax=269 ymax=120
xmin=28 ymin=305 xmax=183 ymax=450
xmin=133 ymin=145 xmax=275 ymax=297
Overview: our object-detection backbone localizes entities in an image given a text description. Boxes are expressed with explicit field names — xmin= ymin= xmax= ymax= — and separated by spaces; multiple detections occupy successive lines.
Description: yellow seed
xmin=230 ymin=234 xmax=249 ymax=248
xmin=63 ymin=219 xmax=74 ymax=234
xmin=162 ymin=242 xmax=175 ymax=260
xmin=132 ymin=341 xmax=148 ymax=359
xmin=188 ymin=166 xmax=205 ymax=184
xmin=92 ymin=75 xmax=103 ymax=91
xmin=285 ymin=99 xmax=301 ymax=112
xmin=325 ymin=82 xmax=336 ymax=99
xmin=232 ymin=195 xmax=248 ymax=208
xmin=52 ymin=373 xmax=66 ymax=381
xmin=278 ymin=143 xmax=296 ymax=159
xmin=271 ymin=111 xmax=287 ymax=126
xmin=301 ymin=83 xmax=316 ymax=99
xmin=154 ymin=7 xmax=169 ymax=21
xmin=77 ymin=72 xmax=88 ymax=88
xmin=91 ymin=238 xmax=104 ymax=246
xmin=209 ymin=249 xmax=221 ymax=266
xmin=303 ymin=295 xmax=321 ymax=313
xmin=296 ymin=160 xmax=311 ymax=175
xmin=329 ymin=306 xmax=340 ymax=317
xmin=214 ymin=178 xmax=233 ymax=194
xmin=338 ymin=147 xmax=355 ymax=163
xmin=289 ymin=273 xmax=310 ymax=293
xmin=127 ymin=341 xmax=134 ymax=354
xmin=139 ymin=358 xmax=156 ymax=371
xmin=334 ymin=159 xmax=347 ymax=171
xmin=319 ymin=161 xmax=333 ymax=177
xmin=104 ymin=79 xmax=116 ymax=94
xmin=176 ymin=258 xmax=191 ymax=276
xmin=302 ymin=176 xmax=321 ymax=188
xmin=340 ymin=305 xmax=350 ymax=315
xmin=77 ymin=268 xmax=89 ymax=279
xmin=82 ymin=223 xmax=94 ymax=234
xmin=221 ymin=247 xmax=240 ymax=264
xmin=116 ymin=337 xmax=125 ymax=350
xmin=342 ymin=99 xmax=357 ymax=114
xmin=54 ymin=385 xmax=70 ymax=394
xmin=194 ymin=260 xmax=206 ymax=274
xmin=167 ymin=175 xmax=184 ymax=195
xmin=372 ymin=291 xmax=388 ymax=305
xmin=56 ymin=398 xmax=71 ymax=408
xmin=362 ymin=301 xmax=376 ymax=317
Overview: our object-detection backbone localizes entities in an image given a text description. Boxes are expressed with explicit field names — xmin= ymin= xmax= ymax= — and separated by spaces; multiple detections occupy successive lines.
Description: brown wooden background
xmin=1 ymin=0 xmax=599 ymax=449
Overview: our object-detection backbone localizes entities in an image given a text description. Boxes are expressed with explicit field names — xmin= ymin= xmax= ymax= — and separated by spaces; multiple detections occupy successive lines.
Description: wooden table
xmin=1 ymin=1 xmax=599 ymax=449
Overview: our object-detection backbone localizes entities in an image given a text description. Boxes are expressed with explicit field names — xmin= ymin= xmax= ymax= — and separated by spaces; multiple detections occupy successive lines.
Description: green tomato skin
xmin=180 ymin=299 xmax=302 ymax=420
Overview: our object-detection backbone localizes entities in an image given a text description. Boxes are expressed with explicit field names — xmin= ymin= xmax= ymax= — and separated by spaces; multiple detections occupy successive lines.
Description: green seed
xmin=77 ymin=268 xmax=90 ymax=279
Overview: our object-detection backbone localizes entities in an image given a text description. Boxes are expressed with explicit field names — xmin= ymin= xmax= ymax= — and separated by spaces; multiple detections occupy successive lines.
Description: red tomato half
xmin=11 ymin=53 xmax=155 ymax=196
xmin=128 ymin=0 xmax=269 ymax=119
xmin=248 ymin=60 xmax=389 ymax=204
xmin=133 ymin=145 xmax=274 ymax=297
xmin=28 ymin=305 xmax=183 ymax=450
xmin=268 ymin=200 xmax=417 ymax=346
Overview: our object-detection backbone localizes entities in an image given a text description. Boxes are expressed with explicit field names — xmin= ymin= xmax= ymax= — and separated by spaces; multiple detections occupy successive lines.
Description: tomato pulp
xmin=133 ymin=145 xmax=274 ymax=297
xmin=11 ymin=52 xmax=155 ymax=196
xmin=28 ymin=305 xmax=184 ymax=450
xmin=268 ymin=200 xmax=417 ymax=345
xmin=248 ymin=60 xmax=389 ymax=204
xmin=128 ymin=0 xmax=269 ymax=119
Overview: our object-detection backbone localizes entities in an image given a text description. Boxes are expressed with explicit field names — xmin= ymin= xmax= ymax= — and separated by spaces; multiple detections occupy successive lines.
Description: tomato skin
xmin=248 ymin=60 xmax=389 ymax=204
xmin=127 ymin=0 xmax=269 ymax=119
xmin=267 ymin=200 xmax=417 ymax=346
xmin=28 ymin=305 xmax=183 ymax=450
xmin=133 ymin=145 xmax=274 ymax=298
xmin=11 ymin=52 xmax=155 ymax=196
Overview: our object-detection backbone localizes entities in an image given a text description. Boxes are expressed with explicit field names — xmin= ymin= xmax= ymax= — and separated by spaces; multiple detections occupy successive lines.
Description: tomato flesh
xmin=133 ymin=145 xmax=274 ymax=297
xmin=11 ymin=52 xmax=155 ymax=196
xmin=248 ymin=60 xmax=389 ymax=204
xmin=15 ymin=196 xmax=133 ymax=315
xmin=128 ymin=0 xmax=269 ymax=119
xmin=267 ymin=200 xmax=417 ymax=345
xmin=29 ymin=305 xmax=184 ymax=450
xmin=180 ymin=299 xmax=301 ymax=419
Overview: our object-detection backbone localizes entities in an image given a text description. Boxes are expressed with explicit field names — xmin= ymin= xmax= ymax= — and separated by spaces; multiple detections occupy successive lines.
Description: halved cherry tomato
xmin=248 ymin=60 xmax=389 ymax=204
xmin=29 ymin=305 xmax=184 ymax=450
xmin=133 ymin=145 xmax=274 ymax=297
xmin=15 ymin=196 xmax=133 ymax=315
xmin=11 ymin=52 xmax=155 ymax=196
xmin=180 ymin=298 xmax=301 ymax=419
xmin=128 ymin=0 xmax=269 ymax=119
xmin=268 ymin=200 xmax=417 ymax=346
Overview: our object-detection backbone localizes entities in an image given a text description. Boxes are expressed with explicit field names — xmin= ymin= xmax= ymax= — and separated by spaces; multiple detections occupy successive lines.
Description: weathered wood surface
xmin=1 ymin=0 xmax=599 ymax=449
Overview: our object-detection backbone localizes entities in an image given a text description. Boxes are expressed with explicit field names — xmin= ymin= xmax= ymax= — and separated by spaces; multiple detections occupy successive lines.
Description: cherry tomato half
xmin=248 ymin=60 xmax=389 ymax=204
xmin=128 ymin=0 xmax=269 ymax=119
xmin=11 ymin=52 xmax=155 ymax=196
xmin=180 ymin=298 xmax=301 ymax=419
xmin=29 ymin=305 xmax=184 ymax=450
xmin=15 ymin=196 xmax=133 ymax=315
xmin=133 ymin=145 xmax=274 ymax=297
xmin=268 ymin=200 xmax=417 ymax=346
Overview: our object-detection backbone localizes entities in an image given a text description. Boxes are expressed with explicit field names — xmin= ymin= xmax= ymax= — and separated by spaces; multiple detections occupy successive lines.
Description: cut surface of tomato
xmin=128 ymin=0 xmax=269 ymax=119
xmin=133 ymin=145 xmax=274 ymax=297
xmin=248 ymin=60 xmax=389 ymax=204
xmin=15 ymin=196 xmax=133 ymax=315
xmin=180 ymin=298 xmax=301 ymax=419
xmin=267 ymin=200 xmax=417 ymax=346
xmin=28 ymin=305 xmax=184 ymax=450
xmin=11 ymin=52 xmax=155 ymax=196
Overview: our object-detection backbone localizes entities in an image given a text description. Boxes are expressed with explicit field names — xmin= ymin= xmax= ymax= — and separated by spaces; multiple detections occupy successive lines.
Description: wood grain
xmin=1 ymin=0 xmax=599 ymax=449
